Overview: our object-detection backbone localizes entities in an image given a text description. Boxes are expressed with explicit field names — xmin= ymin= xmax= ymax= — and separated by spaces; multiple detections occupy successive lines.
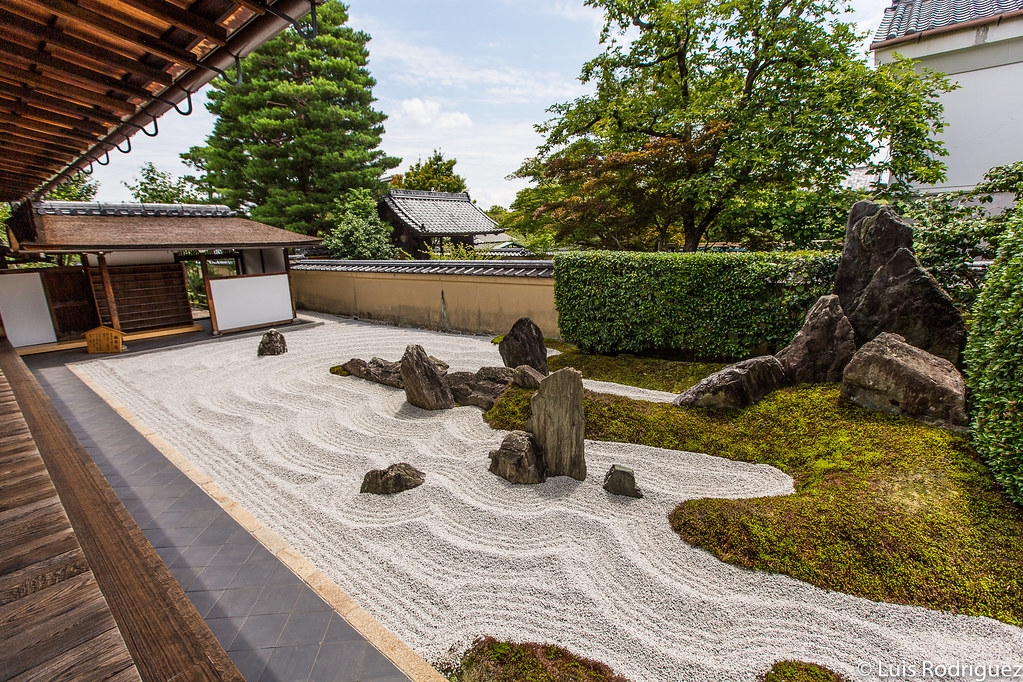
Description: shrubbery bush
xmin=965 ymin=214 xmax=1023 ymax=505
xmin=553 ymin=250 xmax=839 ymax=359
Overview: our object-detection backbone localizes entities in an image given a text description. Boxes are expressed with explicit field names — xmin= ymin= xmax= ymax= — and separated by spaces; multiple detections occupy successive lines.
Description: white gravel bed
xmin=73 ymin=313 xmax=1023 ymax=681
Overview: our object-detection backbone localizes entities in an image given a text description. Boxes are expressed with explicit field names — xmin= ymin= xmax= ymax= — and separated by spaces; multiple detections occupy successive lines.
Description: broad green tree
xmin=124 ymin=162 xmax=205 ymax=204
xmin=185 ymin=0 xmax=398 ymax=236
xmin=391 ymin=150 xmax=467 ymax=193
xmin=530 ymin=0 xmax=955 ymax=251
xmin=322 ymin=188 xmax=395 ymax=259
xmin=44 ymin=174 xmax=99 ymax=201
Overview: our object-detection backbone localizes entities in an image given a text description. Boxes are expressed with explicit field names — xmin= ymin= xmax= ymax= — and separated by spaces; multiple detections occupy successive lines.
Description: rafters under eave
xmin=0 ymin=0 xmax=317 ymax=204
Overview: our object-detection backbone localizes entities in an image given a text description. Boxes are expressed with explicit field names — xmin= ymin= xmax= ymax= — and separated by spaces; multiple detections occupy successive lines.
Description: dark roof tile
xmin=381 ymin=190 xmax=500 ymax=236
xmin=291 ymin=259 xmax=554 ymax=278
xmin=874 ymin=0 xmax=1023 ymax=43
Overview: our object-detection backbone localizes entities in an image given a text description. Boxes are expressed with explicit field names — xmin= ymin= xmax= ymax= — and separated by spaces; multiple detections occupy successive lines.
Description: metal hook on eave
xmin=95 ymin=150 xmax=110 ymax=166
xmin=115 ymin=136 xmax=131 ymax=153
xmin=83 ymin=160 xmax=95 ymax=175
xmin=122 ymin=113 xmax=159 ymax=137
xmin=207 ymin=52 xmax=243 ymax=86
xmin=174 ymin=89 xmax=193 ymax=116
xmin=264 ymin=0 xmax=318 ymax=40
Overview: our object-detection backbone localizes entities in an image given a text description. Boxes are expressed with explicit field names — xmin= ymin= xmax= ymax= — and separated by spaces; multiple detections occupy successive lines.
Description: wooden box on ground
xmin=85 ymin=325 xmax=125 ymax=353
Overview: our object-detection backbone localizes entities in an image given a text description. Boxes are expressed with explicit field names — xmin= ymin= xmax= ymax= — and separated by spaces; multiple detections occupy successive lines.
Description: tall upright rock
xmin=833 ymin=201 xmax=913 ymax=313
xmin=400 ymin=344 xmax=455 ymax=410
xmin=526 ymin=368 xmax=586 ymax=480
xmin=775 ymin=295 xmax=857 ymax=384
xmin=499 ymin=317 xmax=549 ymax=375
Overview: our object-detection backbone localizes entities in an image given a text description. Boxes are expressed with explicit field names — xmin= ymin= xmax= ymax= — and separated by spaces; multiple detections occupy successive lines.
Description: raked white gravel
xmin=74 ymin=313 xmax=1023 ymax=681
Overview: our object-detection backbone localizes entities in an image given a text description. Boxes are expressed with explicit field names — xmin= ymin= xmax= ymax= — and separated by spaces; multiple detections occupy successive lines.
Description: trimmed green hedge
xmin=553 ymin=250 xmax=840 ymax=359
xmin=965 ymin=217 xmax=1023 ymax=506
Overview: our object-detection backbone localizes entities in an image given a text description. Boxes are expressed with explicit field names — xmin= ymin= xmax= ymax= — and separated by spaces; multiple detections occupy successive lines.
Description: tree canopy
xmin=322 ymin=187 xmax=396 ymax=259
xmin=524 ymin=0 xmax=955 ymax=251
xmin=44 ymin=174 xmax=99 ymax=202
xmin=124 ymin=162 xmax=205 ymax=204
xmin=391 ymin=150 xmax=468 ymax=193
xmin=184 ymin=0 xmax=398 ymax=236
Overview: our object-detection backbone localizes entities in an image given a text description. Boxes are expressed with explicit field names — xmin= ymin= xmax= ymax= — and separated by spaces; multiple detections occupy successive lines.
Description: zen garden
xmin=1 ymin=1 xmax=1022 ymax=682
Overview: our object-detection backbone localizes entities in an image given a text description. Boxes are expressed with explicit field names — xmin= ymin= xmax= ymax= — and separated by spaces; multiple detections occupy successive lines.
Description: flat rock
xmin=776 ymin=295 xmax=857 ymax=384
xmin=257 ymin=329 xmax=287 ymax=356
xmin=448 ymin=366 xmax=515 ymax=410
xmin=674 ymin=356 xmax=789 ymax=410
xmin=841 ymin=332 xmax=967 ymax=432
xmin=499 ymin=317 xmax=549 ymax=375
xmin=489 ymin=431 xmax=545 ymax=484
xmin=847 ymin=248 xmax=966 ymax=366
xmin=343 ymin=355 xmax=448 ymax=388
xmin=513 ymin=364 xmax=545 ymax=390
xmin=833 ymin=201 xmax=913 ymax=313
xmin=603 ymin=464 xmax=643 ymax=498
xmin=400 ymin=344 xmax=455 ymax=410
xmin=526 ymin=367 xmax=586 ymax=480
xmin=360 ymin=462 xmax=426 ymax=494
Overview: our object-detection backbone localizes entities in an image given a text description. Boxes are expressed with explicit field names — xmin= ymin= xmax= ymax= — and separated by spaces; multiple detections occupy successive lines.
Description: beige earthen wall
xmin=291 ymin=270 xmax=561 ymax=339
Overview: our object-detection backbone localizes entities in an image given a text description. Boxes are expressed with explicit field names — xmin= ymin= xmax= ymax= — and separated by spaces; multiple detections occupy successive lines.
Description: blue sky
xmin=87 ymin=0 xmax=888 ymax=210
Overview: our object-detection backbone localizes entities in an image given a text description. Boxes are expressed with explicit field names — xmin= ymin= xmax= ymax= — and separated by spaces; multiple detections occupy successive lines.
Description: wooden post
xmin=200 ymin=252 xmax=219 ymax=334
xmin=283 ymin=248 xmax=297 ymax=321
xmin=96 ymin=253 xmax=120 ymax=331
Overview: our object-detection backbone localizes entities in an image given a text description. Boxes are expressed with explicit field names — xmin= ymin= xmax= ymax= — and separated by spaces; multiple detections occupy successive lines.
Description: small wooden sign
xmin=85 ymin=325 xmax=125 ymax=354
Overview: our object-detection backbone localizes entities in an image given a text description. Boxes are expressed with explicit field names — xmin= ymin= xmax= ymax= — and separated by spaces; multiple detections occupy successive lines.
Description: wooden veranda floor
xmin=0 ymin=337 xmax=241 ymax=681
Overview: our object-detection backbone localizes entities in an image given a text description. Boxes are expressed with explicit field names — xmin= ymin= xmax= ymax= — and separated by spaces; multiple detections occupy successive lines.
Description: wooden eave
xmin=0 ymin=0 xmax=319 ymax=203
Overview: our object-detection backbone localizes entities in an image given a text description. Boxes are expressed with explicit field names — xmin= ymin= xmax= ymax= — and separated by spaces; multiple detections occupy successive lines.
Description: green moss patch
xmin=485 ymin=384 xmax=1023 ymax=624
xmin=329 ymin=364 xmax=350 ymax=376
xmin=759 ymin=660 xmax=849 ymax=682
xmin=449 ymin=637 xmax=629 ymax=682
xmin=548 ymin=349 xmax=723 ymax=393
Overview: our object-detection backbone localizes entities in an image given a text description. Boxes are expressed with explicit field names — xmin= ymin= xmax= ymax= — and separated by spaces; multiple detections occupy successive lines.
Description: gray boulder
xmin=360 ymin=463 xmax=426 ymax=494
xmin=448 ymin=366 xmax=515 ymax=410
xmin=513 ymin=364 xmax=545 ymax=390
xmin=833 ymin=201 xmax=914 ymax=313
xmin=400 ymin=344 xmax=455 ymax=410
xmin=841 ymin=333 xmax=967 ymax=432
xmin=847 ymin=248 xmax=966 ymax=366
xmin=499 ymin=317 xmax=549 ymax=375
xmin=775 ymin=295 xmax=857 ymax=384
xmin=488 ymin=431 xmax=546 ymax=484
xmin=257 ymin=329 xmax=287 ymax=356
xmin=603 ymin=464 xmax=643 ymax=498
xmin=674 ymin=356 xmax=789 ymax=410
xmin=526 ymin=368 xmax=586 ymax=480
xmin=343 ymin=355 xmax=448 ymax=388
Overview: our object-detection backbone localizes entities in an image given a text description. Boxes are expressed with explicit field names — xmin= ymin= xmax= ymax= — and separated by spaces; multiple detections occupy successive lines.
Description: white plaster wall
xmin=0 ymin=272 xmax=57 ymax=347
xmin=209 ymin=274 xmax=293 ymax=332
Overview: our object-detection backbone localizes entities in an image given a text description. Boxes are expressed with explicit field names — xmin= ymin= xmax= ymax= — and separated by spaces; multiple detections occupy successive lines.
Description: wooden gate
xmin=89 ymin=263 xmax=193 ymax=333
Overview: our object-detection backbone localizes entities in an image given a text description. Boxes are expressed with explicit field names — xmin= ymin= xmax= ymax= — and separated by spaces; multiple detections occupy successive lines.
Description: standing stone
xmin=447 ymin=366 xmax=515 ymax=410
xmin=526 ymin=368 xmax=586 ymax=480
xmin=841 ymin=333 xmax=968 ymax=432
xmin=513 ymin=364 xmax=545 ymax=390
xmin=400 ymin=344 xmax=455 ymax=410
xmin=499 ymin=317 xmax=549 ymax=375
xmin=360 ymin=463 xmax=426 ymax=494
xmin=775 ymin=295 xmax=857 ymax=384
xmin=489 ymin=431 xmax=546 ymax=484
xmin=257 ymin=329 xmax=287 ymax=356
xmin=603 ymin=464 xmax=643 ymax=498
xmin=833 ymin=201 xmax=914 ymax=313
xmin=847 ymin=248 xmax=966 ymax=366
xmin=674 ymin=356 xmax=789 ymax=410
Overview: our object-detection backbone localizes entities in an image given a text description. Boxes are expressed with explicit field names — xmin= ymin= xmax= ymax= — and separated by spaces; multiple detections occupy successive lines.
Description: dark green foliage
xmin=124 ymin=162 xmax=206 ymax=204
xmin=965 ymin=215 xmax=1023 ymax=505
xmin=759 ymin=661 xmax=850 ymax=682
xmin=485 ymin=384 xmax=1023 ymax=624
xmin=185 ymin=0 xmax=398 ymax=236
xmin=553 ymin=250 xmax=839 ymax=359
xmin=448 ymin=637 xmax=629 ymax=682
xmin=392 ymin=150 xmax=467 ymax=193
xmin=323 ymin=188 xmax=396 ymax=259
xmin=43 ymin=174 xmax=99 ymax=201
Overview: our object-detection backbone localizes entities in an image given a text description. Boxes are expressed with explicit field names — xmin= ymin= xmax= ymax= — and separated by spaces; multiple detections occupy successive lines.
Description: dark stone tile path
xmin=25 ymin=337 xmax=409 ymax=682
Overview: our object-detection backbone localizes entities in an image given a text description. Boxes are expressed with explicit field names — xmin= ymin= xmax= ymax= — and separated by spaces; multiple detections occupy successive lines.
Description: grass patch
xmin=448 ymin=637 xmax=629 ymax=682
xmin=759 ymin=661 xmax=850 ymax=682
xmin=485 ymin=384 xmax=1023 ymax=624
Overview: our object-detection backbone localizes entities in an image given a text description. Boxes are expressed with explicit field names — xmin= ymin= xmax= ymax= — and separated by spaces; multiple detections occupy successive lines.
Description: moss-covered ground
xmin=447 ymin=638 xmax=629 ymax=682
xmin=484 ymin=381 xmax=1023 ymax=625
xmin=759 ymin=661 xmax=850 ymax=682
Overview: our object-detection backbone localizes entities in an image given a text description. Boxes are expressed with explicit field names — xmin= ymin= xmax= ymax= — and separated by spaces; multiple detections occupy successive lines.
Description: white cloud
xmin=398 ymin=98 xmax=474 ymax=130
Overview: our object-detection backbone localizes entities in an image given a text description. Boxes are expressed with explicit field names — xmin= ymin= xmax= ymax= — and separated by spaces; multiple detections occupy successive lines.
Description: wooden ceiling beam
xmin=0 ymin=9 xmax=174 ymax=86
xmin=27 ymin=0 xmax=205 ymax=69
xmin=0 ymin=163 xmax=53 ymax=181
xmin=0 ymin=158 xmax=63 ymax=176
xmin=0 ymin=113 xmax=100 ymax=146
xmin=0 ymin=137 xmax=80 ymax=164
xmin=0 ymin=120 xmax=100 ymax=152
xmin=0 ymin=38 xmax=158 ymax=102
xmin=0 ymin=82 xmax=123 ymax=128
xmin=0 ymin=69 xmax=136 ymax=115
xmin=0 ymin=98 xmax=110 ymax=137
xmin=111 ymin=0 xmax=229 ymax=46
xmin=0 ymin=132 xmax=84 ymax=157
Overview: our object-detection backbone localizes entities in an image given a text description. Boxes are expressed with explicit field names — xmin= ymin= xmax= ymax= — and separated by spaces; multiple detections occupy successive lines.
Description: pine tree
xmin=184 ymin=0 xmax=398 ymax=236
